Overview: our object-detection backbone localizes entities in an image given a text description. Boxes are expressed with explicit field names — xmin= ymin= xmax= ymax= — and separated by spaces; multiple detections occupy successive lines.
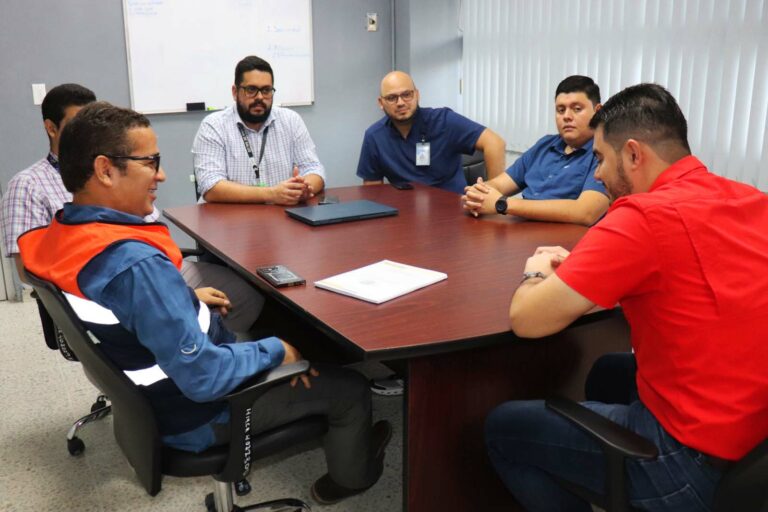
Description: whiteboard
xmin=122 ymin=0 xmax=314 ymax=114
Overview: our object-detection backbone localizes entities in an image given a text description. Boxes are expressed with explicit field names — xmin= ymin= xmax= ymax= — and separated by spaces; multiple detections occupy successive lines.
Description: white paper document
xmin=314 ymin=260 xmax=447 ymax=304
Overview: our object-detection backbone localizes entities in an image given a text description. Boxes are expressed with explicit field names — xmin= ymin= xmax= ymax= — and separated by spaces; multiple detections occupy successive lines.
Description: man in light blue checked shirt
xmin=192 ymin=56 xmax=326 ymax=204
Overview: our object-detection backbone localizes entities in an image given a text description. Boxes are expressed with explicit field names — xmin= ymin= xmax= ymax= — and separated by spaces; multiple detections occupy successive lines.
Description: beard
xmin=606 ymin=159 xmax=633 ymax=202
xmin=237 ymin=99 xmax=272 ymax=125
xmin=388 ymin=103 xmax=419 ymax=125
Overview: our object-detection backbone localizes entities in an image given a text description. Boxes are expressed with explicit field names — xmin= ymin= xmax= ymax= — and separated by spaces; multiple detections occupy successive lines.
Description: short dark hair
xmin=589 ymin=83 xmax=691 ymax=154
xmin=555 ymin=75 xmax=601 ymax=106
xmin=41 ymin=83 xmax=96 ymax=127
xmin=59 ymin=101 xmax=151 ymax=193
xmin=234 ymin=55 xmax=274 ymax=86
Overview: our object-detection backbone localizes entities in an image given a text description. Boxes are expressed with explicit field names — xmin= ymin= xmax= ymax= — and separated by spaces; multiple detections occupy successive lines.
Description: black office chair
xmin=27 ymin=271 xmax=328 ymax=512
xmin=545 ymin=397 xmax=768 ymax=511
xmin=462 ymin=150 xmax=487 ymax=185
xmin=31 ymin=235 xmax=205 ymax=456
xmin=191 ymin=171 xmax=202 ymax=201
xmin=31 ymin=291 xmax=112 ymax=456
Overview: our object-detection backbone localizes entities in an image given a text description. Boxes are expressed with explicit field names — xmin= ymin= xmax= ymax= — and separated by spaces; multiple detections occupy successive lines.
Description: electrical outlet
xmin=367 ymin=13 xmax=378 ymax=32
xmin=32 ymin=83 xmax=46 ymax=105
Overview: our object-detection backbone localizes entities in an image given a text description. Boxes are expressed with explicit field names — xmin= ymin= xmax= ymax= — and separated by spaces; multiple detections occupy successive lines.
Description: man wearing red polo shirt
xmin=485 ymin=83 xmax=768 ymax=512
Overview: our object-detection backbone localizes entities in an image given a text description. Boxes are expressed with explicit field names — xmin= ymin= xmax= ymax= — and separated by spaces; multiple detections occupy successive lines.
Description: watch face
xmin=495 ymin=196 xmax=508 ymax=214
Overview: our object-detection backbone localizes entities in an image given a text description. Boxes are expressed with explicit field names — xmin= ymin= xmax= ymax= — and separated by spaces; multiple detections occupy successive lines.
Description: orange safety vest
xmin=18 ymin=211 xmax=182 ymax=298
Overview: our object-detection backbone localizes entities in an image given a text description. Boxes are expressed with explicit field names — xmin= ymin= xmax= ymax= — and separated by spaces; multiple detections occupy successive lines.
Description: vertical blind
xmin=461 ymin=0 xmax=768 ymax=190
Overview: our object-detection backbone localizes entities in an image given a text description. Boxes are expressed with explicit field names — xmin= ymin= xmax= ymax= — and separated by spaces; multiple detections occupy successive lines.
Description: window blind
xmin=461 ymin=0 xmax=768 ymax=189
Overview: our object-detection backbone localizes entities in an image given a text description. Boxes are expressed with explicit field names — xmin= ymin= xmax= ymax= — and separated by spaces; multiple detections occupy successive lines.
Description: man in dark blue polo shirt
xmin=462 ymin=76 xmax=609 ymax=226
xmin=356 ymin=71 xmax=506 ymax=194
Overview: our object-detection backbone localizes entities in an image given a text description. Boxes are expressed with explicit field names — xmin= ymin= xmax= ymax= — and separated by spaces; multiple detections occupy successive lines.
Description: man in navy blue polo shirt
xmin=462 ymin=76 xmax=609 ymax=226
xmin=356 ymin=71 xmax=506 ymax=194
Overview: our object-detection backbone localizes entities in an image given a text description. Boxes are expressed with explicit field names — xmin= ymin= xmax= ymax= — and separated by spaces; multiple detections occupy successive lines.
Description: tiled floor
xmin=0 ymin=295 xmax=403 ymax=511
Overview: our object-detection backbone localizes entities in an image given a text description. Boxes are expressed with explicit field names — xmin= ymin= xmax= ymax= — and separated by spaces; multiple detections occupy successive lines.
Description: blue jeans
xmin=485 ymin=360 xmax=723 ymax=511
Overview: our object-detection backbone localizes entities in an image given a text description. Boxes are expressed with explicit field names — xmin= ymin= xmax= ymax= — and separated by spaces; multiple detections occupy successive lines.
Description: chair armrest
xmin=546 ymin=396 xmax=658 ymax=460
xmin=180 ymin=247 xmax=205 ymax=258
xmin=217 ymin=361 xmax=311 ymax=481
xmin=224 ymin=361 xmax=311 ymax=408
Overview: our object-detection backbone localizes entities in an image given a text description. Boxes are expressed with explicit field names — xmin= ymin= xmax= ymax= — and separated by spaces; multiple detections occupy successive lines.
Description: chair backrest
xmin=191 ymin=171 xmax=201 ymax=202
xmin=32 ymin=293 xmax=79 ymax=361
xmin=25 ymin=271 xmax=164 ymax=496
xmin=462 ymin=150 xmax=487 ymax=185
xmin=712 ymin=437 xmax=768 ymax=511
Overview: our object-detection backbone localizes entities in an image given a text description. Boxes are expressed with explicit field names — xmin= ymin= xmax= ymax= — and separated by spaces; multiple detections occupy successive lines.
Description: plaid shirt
xmin=0 ymin=154 xmax=160 ymax=256
xmin=191 ymin=105 xmax=325 ymax=197
xmin=1 ymin=154 xmax=71 ymax=256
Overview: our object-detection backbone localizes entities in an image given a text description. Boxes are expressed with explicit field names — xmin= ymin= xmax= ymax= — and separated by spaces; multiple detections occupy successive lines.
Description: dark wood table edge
xmin=166 ymin=206 xmax=622 ymax=361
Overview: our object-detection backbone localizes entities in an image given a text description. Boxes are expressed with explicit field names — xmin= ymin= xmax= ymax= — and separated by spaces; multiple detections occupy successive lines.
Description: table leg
xmin=403 ymin=316 xmax=630 ymax=511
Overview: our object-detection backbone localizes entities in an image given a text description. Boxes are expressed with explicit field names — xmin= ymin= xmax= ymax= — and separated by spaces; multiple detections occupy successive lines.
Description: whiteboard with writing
xmin=123 ymin=0 xmax=314 ymax=114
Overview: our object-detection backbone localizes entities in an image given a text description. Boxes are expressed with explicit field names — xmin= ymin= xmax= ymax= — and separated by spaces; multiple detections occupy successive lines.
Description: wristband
xmin=520 ymin=271 xmax=546 ymax=283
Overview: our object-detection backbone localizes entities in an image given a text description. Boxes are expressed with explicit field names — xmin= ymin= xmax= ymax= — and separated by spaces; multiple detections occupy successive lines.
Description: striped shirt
xmin=191 ymin=105 xmax=325 ymax=197
xmin=1 ymin=155 xmax=71 ymax=256
xmin=1 ymin=154 xmax=160 ymax=257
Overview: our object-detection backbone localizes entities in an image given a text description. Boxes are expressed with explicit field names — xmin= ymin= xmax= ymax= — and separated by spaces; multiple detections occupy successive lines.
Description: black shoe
xmin=310 ymin=420 xmax=393 ymax=505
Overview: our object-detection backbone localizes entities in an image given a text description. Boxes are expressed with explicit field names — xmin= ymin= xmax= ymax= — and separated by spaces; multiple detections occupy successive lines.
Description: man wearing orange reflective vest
xmin=19 ymin=102 xmax=391 ymax=505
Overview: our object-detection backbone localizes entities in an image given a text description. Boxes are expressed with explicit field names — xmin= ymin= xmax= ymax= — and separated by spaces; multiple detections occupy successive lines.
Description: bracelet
xmin=520 ymin=271 xmax=546 ymax=283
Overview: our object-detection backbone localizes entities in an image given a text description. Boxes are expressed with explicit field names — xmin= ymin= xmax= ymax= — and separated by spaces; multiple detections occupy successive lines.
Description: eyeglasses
xmin=381 ymin=90 xmax=415 ymax=104
xmin=238 ymin=86 xmax=276 ymax=98
xmin=100 ymin=154 xmax=161 ymax=172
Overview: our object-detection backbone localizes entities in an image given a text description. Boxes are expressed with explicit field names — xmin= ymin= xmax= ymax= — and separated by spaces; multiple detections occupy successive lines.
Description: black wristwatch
xmin=495 ymin=196 xmax=509 ymax=215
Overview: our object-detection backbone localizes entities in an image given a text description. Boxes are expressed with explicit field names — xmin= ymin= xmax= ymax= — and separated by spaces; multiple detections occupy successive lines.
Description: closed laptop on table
xmin=286 ymin=200 xmax=398 ymax=226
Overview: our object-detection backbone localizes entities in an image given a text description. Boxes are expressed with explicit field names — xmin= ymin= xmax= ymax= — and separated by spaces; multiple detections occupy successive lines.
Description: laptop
xmin=285 ymin=200 xmax=398 ymax=226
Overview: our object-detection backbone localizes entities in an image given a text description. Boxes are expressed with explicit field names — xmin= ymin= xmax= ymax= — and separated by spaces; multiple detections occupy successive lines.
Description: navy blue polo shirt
xmin=356 ymin=107 xmax=485 ymax=194
xmin=507 ymin=135 xmax=606 ymax=200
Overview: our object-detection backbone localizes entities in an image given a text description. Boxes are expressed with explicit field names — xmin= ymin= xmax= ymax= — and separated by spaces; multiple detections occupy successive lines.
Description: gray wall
xmin=0 ymin=0 xmax=393 ymax=244
xmin=394 ymin=0 xmax=461 ymax=111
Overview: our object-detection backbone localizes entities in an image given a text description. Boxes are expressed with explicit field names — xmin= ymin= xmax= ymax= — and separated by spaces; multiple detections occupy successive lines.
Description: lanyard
xmin=46 ymin=153 xmax=59 ymax=170
xmin=236 ymin=122 xmax=269 ymax=180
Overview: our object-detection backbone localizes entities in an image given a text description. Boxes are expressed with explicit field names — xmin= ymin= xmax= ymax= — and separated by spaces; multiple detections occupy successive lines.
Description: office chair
xmin=462 ymin=150 xmax=487 ymax=185
xmin=27 ymin=271 xmax=328 ymax=512
xmin=545 ymin=396 xmax=768 ymax=512
xmin=30 ymin=233 xmax=205 ymax=457
xmin=31 ymin=290 xmax=112 ymax=456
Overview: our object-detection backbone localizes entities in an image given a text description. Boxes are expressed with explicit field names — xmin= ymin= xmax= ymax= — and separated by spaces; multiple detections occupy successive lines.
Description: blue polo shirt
xmin=507 ymin=134 xmax=606 ymax=199
xmin=356 ymin=107 xmax=485 ymax=194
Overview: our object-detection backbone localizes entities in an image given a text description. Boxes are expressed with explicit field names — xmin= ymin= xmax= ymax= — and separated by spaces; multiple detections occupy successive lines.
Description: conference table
xmin=164 ymin=183 xmax=630 ymax=511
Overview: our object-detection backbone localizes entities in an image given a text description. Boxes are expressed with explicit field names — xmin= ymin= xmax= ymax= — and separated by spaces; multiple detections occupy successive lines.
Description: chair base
xmin=66 ymin=395 xmax=111 ymax=456
xmin=205 ymin=480 xmax=311 ymax=512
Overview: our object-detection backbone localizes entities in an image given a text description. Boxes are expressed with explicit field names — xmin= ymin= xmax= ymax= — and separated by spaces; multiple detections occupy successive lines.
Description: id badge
xmin=416 ymin=142 xmax=431 ymax=166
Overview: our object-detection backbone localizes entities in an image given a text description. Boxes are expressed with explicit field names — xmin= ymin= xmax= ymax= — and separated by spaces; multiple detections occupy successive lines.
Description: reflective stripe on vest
xmin=63 ymin=293 xmax=212 ymax=387
xmin=124 ymin=365 xmax=170 ymax=386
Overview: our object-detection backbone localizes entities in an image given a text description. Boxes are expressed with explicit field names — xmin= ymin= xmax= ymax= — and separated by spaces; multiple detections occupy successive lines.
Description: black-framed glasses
xmin=381 ymin=89 xmax=415 ymax=104
xmin=100 ymin=154 xmax=161 ymax=172
xmin=238 ymin=86 xmax=276 ymax=98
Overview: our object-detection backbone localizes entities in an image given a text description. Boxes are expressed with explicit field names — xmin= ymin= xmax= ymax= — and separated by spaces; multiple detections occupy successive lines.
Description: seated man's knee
xmin=485 ymin=400 xmax=546 ymax=453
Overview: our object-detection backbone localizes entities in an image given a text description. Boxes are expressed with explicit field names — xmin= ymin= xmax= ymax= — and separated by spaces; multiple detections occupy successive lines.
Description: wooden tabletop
xmin=164 ymin=183 xmax=589 ymax=359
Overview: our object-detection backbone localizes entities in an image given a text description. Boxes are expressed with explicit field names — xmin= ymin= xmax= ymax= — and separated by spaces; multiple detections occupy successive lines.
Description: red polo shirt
xmin=556 ymin=155 xmax=768 ymax=460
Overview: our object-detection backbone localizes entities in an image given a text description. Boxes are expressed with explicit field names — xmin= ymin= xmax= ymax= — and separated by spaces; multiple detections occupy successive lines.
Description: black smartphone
xmin=256 ymin=265 xmax=306 ymax=288
xmin=391 ymin=182 xmax=413 ymax=190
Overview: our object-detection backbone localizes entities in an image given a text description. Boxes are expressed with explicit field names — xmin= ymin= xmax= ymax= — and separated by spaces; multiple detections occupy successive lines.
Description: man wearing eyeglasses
xmin=0 ymin=84 xmax=265 ymax=337
xmin=192 ymin=55 xmax=325 ymax=205
xmin=356 ymin=71 xmax=507 ymax=194
xmin=19 ymin=102 xmax=391 ymax=505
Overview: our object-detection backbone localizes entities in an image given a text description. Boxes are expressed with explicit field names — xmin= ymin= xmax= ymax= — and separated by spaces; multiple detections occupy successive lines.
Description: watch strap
xmin=520 ymin=271 xmax=546 ymax=283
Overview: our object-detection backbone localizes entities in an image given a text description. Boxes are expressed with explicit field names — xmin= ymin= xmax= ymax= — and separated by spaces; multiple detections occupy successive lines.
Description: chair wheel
xmin=234 ymin=478 xmax=251 ymax=496
xmin=91 ymin=397 xmax=107 ymax=413
xmin=204 ymin=492 xmax=215 ymax=512
xmin=68 ymin=436 xmax=85 ymax=456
